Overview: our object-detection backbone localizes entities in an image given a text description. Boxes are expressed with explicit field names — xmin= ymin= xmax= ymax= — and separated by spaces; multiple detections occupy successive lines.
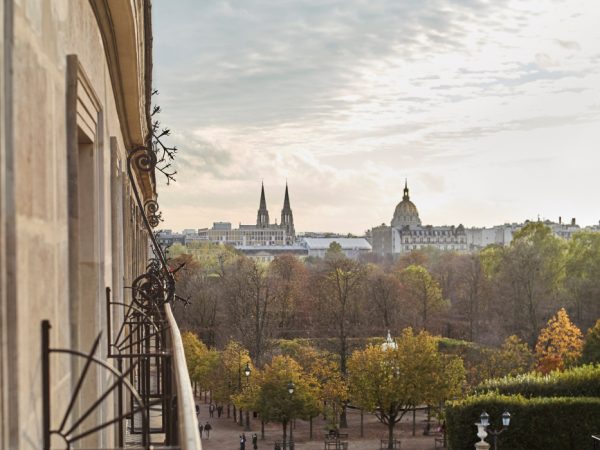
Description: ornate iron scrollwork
xmin=42 ymin=320 xmax=154 ymax=450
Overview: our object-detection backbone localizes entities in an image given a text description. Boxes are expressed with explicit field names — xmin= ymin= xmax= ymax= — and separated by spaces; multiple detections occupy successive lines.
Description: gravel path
xmin=195 ymin=399 xmax=446 ymax=450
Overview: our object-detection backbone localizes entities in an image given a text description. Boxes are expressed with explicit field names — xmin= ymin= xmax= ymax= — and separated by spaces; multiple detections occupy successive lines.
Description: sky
xmin=152 ymin=0 xmax=600 ymax=235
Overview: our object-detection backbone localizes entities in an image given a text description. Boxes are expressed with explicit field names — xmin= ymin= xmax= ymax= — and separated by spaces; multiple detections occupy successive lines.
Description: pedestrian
xmin=217 ymin=404 xmax=223 ymax=418
xmin=209 ymin=403 xmax=215 ymax=418
xmin=204 ymin=421 xmax=212 ymax=439
xmin=198 ymin=423 xmax=204 ymax=439
xmin=195 ymin=403 xmax=200 ymax=420
xmin=252 ymin=433 xmax=258 ymax=449
xmin=240 ymin=433 xmax=247 ymax=450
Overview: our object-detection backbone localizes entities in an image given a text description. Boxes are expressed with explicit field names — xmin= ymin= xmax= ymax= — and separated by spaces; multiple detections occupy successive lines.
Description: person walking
xmin=217 ymin=404 xmax=223 ymax=418
xmin=252 ymin=433 xmax=258 ymax=449
xmin=209 ymin=403 xmax=215 ymax=418
xmin=240 ymin=433 xmax=247 ymax=450
xmin=198 ymin=423 xmax=204 ymax=439
xmin=204 ymin=422 xmax=212 ymax=439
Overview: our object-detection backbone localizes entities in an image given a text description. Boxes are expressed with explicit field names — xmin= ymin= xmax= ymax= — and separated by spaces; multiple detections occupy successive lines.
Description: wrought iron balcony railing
xmin=41 ymin=146 xmax=200 ymax=449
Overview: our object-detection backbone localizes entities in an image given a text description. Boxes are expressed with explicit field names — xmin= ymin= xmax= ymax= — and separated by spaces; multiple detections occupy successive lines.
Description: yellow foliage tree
xmin=535 ymin=308 xmax=583 ymax=374
xmin=182 ymin=331 xmax=207 ymax=383
xmin=237 ymin=355 xmax=320 ymax=445
xmin=348 ymin=329 xmax=464 ymax=448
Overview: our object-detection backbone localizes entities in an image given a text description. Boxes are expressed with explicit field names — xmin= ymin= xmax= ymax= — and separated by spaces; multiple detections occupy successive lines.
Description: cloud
xmin=152 ymin=0 xmax=600 ymax=233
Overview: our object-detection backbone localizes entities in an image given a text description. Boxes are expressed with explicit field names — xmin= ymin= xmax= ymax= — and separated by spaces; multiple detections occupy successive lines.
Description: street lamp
xmin=479 ymin=411 xmax=511 ymax=450
xmin=244 ymin=362 xmax=251 ymax=431
xmin=288 ymin=381 xmax=295 ymax=450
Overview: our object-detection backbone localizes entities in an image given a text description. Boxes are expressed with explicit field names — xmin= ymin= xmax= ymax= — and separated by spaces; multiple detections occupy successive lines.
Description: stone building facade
xmin=0 ymin=2 xmax=199 ymax=450
xmin=372 ymin=181 xmax=467 ymax=258
xmin=198 ymin=183 xmax=296 ymax=246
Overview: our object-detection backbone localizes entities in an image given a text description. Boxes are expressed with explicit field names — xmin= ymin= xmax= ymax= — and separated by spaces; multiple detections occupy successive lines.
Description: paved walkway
xmin=195 ymin=399 xmax=445 ymax=450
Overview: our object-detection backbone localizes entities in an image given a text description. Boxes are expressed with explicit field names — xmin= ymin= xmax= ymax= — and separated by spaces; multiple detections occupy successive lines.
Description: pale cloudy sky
xmin=152 ymin=0 xmax=600 ymax=235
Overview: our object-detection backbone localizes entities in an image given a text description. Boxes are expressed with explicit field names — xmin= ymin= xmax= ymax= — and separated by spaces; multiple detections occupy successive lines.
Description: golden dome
xmin=391 ymin=181 xmax=421 ymax=228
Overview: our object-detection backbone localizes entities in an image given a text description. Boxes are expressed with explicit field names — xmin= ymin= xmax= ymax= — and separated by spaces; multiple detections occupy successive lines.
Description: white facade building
xmin=372 ymin=182 xmax=467 ymax=258
xmin=299 ymin=237 xmax=372 ymax=260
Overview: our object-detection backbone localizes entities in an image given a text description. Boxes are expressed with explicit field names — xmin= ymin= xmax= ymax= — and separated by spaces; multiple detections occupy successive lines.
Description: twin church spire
xmin=256 ymin=182 xmax=295 ymax=240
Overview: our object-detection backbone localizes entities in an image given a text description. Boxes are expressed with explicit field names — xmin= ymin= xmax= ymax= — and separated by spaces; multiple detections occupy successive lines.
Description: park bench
xmin=380 ymin=438 xmax=401 ymax=449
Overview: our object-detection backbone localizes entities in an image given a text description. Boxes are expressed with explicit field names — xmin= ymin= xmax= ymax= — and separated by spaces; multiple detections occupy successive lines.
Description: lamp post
xmin=479 ymin=411 xmax=511 ymax=450
xmin=288 ymin=381 xmax=295 ymax=450
xmin=244 ymin=362 xmax=251 ymax=431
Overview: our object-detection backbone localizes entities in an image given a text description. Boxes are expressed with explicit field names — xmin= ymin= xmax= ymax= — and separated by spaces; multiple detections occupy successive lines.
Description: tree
xmin=182 ymin=331 xmax=207 ymax=384
xmin=580 ymin=319 xmax=600 ymax=364
xmin=535 ymin=308 xmax=583 ymax=374
xmin=490 ymin=335 xmax=534 ymax=378
xmin=366 ymin=266 xmax=402 ymax=331
xmin=216 ymin=341 xmax=252 ymax=420
xmin=492 ymin=222 xmax=566 ymax=346
xmin=245 ymin=356 xmax=320 ymax=444
xmin=398 ymin=265 xmax=447 ymax=331
xmin=565 ymin=232 xmax=600 ymax=326
xmin=269 ymin=255 xmax=307 ymax=337
xmin=453 ymin=253 xmax=489 ymax=341
xmin=348 ymin=329 xmax=464 ymax=448
xmin=221 ymin=257 xmax=275 ymax=365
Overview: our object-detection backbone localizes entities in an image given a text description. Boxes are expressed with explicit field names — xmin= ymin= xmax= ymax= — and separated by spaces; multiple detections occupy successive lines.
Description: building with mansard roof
xmin=372 ymin=181 xmax=467 ymax=258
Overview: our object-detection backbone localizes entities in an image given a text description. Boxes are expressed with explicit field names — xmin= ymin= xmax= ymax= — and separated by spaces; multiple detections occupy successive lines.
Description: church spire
xmin=283 ymin=182 xmax=290 ymax=209
xmin=403 ymin=179 xmax=410 ymax=200
xmin=280 ymin=182 xmax=295 ymax=243
xmin=256 ymin=182 xmax=270 ymax=228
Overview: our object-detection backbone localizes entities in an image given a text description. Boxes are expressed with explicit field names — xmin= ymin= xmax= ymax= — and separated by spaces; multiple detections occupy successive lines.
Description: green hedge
xmin=478 ymin=364 xmax=600 ymax=398
xmin=445 ymin=393 xmax=600 ymax=450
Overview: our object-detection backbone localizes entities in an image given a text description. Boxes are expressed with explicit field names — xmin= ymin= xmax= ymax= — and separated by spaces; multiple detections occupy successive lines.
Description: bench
xmin=380 ymin=438 xmax=401 ymax=449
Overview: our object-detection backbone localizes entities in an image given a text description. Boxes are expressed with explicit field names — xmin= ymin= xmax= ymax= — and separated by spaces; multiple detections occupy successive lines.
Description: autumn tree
xmin=580 ymin=319 xmax=600 ymax=364
xmin=245 ymin=356 xmax=320 ymax=445
xmin=213 ymin=341 xmax=252 ymax=421
xmin=348 ymin=329 xmax=464 ymax=448
xmin=490 ymin=335 xmax=534 ymax=378
xmin=269 ymin=255 xmax=307 ymax=337
xmin=366 ymin=266 xmax=403 ymax=331
xmin=170 ymin=244 xmax=236 ymax=345
xmin=310 ymin=252 xmax=366 ymax=427
xmin=397 ymin=265 xmax=447 ymax=331
xmin=490 ymin=223 xmax=566 ymax=346
xmin=221 ymin=257 xmax=275 ymax=365
xmin=453 ymin=253 xmax=489 ymax=341
xmin=565 ymin=232 xmax=600 ymax=326
xmin=535 ymin=308 xmax=583 ymax=374
xmin=182 ymin=331 xmax=207 ymax=386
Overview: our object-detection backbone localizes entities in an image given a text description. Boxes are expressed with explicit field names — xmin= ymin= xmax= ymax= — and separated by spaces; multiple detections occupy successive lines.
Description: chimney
xmin=559 ymin=216 xmax=562 ymax=224
xmin=571 ymin=218 xmax=576 ymax=226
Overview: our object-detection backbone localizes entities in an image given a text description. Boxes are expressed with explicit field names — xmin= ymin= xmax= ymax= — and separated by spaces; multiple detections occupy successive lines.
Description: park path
xmin=195 ymin=399 xmax=444 ymax=450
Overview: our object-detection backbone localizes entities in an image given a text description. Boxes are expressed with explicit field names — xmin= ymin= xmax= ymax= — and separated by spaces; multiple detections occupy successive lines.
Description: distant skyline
xmin=152 ymin=0 xmax=600 ymax=235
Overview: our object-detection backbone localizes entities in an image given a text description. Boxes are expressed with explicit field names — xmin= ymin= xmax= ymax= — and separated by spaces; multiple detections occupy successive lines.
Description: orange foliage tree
xmin=535 ymin=308 xmax=583 ymax=374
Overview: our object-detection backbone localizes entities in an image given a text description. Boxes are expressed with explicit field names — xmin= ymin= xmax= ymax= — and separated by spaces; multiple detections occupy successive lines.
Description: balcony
xmin=41 ymin=146 xmax=201 ymax=450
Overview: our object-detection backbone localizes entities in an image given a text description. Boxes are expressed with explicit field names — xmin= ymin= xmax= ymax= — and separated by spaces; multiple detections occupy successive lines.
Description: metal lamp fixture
xmin=501 ymin=411 xmax=511 ymax=427
xmin=480 ymin=411 xmax=490 ymax=427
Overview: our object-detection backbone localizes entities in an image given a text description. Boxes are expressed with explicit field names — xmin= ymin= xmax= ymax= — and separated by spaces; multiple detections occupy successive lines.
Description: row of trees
xmin=181 ymin=307 xmax=600 ymax=446
xmin=182 ymin=328 xmax=465 ymax=447
xmin=170 ymin=223 xmax=600 ymax=366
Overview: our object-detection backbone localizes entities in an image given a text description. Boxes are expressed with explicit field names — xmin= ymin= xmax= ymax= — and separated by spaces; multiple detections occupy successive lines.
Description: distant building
xmin=299 ymin=237 xmax=372 ymax=260
xmin=372 ymin=181 xmax=467 ymax=258
xmin=236 ymin=245 xmax=308 ymax=263
xmin=466 ymin=217 xmax=598 ymax=250
xmin=203 ymin=183 xmax=296 ymax=246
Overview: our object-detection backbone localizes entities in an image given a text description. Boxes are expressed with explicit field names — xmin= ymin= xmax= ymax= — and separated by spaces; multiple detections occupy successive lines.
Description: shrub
xmin=446 ymin=393 xmax=600 ymax=450
xmin=478 ymin=364 xmax=600 ymax=398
